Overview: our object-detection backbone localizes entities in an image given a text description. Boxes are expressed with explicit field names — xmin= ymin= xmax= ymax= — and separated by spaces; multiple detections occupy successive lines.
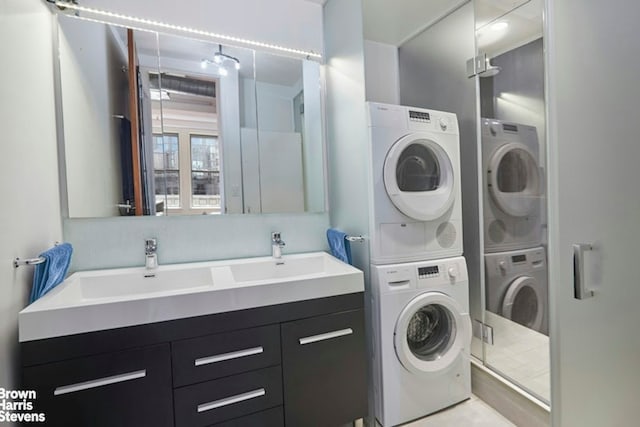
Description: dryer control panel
xmin=409 ymin=110 xmax=431 ymax=123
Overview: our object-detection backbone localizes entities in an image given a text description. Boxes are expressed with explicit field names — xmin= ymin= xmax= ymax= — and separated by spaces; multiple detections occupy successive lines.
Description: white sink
xmin=230 ymin=256 xmax=325 ymax=283
xmin=19 ymin=252 xmax=363 ymax=342
xmin=211 ymin=252 xmax=348 ymax=286
xmin=79 ymin=267 xmax=214 ymax=300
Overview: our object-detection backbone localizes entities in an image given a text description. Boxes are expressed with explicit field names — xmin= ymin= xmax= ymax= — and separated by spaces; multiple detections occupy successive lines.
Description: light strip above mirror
xmin=48 ymin=0 xmax=322 ymax=61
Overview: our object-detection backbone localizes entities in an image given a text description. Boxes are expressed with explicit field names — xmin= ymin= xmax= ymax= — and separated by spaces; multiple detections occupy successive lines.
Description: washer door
xmin=383 ymin=134 xmax=455 ymax=221
xmin=488 ymin=142 xmax=542 ymax=217
xmin=394 ymin=292 xmax=471 ymax=375
xmin=501 ymin=276 xmax=543 ymax=331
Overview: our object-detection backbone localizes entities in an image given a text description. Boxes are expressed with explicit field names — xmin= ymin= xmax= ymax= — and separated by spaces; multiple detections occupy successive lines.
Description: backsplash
xmin=64 ymin=213 xmax=330 ymax=272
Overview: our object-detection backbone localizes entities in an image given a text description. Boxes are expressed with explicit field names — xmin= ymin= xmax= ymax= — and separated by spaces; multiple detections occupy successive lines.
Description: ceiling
xmin=314 ymin=0 xmax=541 ymax=53
xmin=363 ymin=0 xmax=468 ymax=46
xmin=476 ymin=0 xmax=543 ymax=56
xmin=298 ymin=0 xmax=468 ymax=46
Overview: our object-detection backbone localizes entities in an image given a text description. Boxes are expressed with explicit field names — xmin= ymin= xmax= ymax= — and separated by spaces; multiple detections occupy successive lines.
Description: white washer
xmin=482 ymin=118 xmax=544 ymax=252
xmin=485 ymin=246 xmax=548 ymax=335
xmin=368 ymin=102 xmax=463 ymax=264
xmin=371 ymin=257 xmax=471 ymax=426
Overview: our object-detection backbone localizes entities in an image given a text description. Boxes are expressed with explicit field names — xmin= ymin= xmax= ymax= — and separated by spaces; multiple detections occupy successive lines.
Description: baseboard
xmin=471 ymin=360 xmax=551 ymax=427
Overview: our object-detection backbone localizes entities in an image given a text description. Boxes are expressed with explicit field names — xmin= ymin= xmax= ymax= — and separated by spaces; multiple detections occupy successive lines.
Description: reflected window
xmin=190 ymin=135 xmax=220 ymax=209
xmin=153 ymin=134 xmax=180 ymax=208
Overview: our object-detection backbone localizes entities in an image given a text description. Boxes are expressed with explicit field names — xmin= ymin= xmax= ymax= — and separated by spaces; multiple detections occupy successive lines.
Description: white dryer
xmin=482 ymin=118 xmax=544 ymax=252
xmin=371 ymin=257 xmax=471 ymax=426
xmin=367 ymin=102 xmax=463 ymax=264
xmin=485 ymin=246 xmax=548 ymax=335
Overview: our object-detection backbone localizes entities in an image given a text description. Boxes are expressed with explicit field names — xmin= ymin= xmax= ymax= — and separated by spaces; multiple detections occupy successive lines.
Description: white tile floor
xmin=474 ymin=311 xmax=550 ymax=402
xmin=400 ymin=395 xmax=515 ymax=426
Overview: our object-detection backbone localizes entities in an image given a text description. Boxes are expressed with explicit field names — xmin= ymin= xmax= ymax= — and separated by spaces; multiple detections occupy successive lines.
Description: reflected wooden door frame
xmin=127 ymin=29 xmax=143 ymax=216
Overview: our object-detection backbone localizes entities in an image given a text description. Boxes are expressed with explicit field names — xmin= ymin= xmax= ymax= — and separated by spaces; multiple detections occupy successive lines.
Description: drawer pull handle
xmin=197 ymin=388 xmax=266 ymax=413
xmin=299 ymin=328 xmax=353 ymax=345
xmin=195 ymin=346 xmax=264 ymax=367
xmin=53 ymin=369 xmax=146 ymax=396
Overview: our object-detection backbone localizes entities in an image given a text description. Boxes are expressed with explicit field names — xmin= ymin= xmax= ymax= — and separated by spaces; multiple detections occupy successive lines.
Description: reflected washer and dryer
xmin=367 ymin=102 xmax=463 ymax=264
xmin=481 ymin=118 xmax=544 ymax=253
xmin=485 ymin=246 xmax=548 ymax=335
xmin=371 ymin=257 xmax=471 ymax=426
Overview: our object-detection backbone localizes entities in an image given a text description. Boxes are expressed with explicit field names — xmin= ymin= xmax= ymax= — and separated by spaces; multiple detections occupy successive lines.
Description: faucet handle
xmin=145 ymin=238 xmax=157 ymax=253
xmin=271 ymin=232 xmax=281 ymax=242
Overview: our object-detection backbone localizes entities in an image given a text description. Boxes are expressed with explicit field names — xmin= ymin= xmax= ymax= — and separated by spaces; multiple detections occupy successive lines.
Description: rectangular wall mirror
xmin=56 ymin=14 xmax=326 ymax=218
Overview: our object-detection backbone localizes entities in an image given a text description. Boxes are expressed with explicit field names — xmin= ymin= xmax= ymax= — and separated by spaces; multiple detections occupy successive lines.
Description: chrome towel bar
xmin=14 ymin=257 xmax=45 ymax=268
xmin=14 ymin=242 xmax=60 ymax=268
xmin=345 ymin=235 xmax=365 ymax=242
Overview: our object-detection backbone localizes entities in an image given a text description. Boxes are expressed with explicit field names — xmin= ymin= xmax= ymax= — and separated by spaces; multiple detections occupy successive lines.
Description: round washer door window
xmin=394 ymin=292 xmax=471 ymax=375
xmin=384 ymin=134 xmax=455 ymax=221
xmin=501 ymin=276 xmax=543 ymax=331
xmin=488 ymin=142 xmax=542 ymax=217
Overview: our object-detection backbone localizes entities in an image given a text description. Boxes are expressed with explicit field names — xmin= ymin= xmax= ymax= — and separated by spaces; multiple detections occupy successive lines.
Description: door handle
xmin=194 ymin=346 xmax=264 ymax=367
xmin=197 ymin=388 xmax=266 ymax=413
xmin=299 ymin=328 xmax=353 ymax=345
xmin=53 ymin=369 xmax=146 ymax=396
xmin=573 ymin=243 xmax=594 ymax=300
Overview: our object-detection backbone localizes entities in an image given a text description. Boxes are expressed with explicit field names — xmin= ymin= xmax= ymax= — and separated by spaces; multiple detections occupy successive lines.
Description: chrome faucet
xmin=271 ymin=232 xmax=285 ymax=259
xmin=145 ymin=238 xmax=158 ymax=269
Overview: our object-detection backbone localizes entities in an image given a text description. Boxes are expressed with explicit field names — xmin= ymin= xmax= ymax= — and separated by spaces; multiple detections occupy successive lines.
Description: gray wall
xmin=480 ymin=38 xmax=546 ymax=157
xmin=398 ymin=2 xmax=482 ymax=350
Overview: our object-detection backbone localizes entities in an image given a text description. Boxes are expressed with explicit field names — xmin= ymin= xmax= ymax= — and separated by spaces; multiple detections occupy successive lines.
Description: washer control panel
xmin=418 ymin=265 xmax=439 ymax=279
xmin=374 ymin=256 xmax=468 ymax=294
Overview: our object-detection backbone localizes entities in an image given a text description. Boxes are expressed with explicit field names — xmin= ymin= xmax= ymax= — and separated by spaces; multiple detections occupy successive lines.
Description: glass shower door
xmin=474 ymin=0 xmax=550 ymax=404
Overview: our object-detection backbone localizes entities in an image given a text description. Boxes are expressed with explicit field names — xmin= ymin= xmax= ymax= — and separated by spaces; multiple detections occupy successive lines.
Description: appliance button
xmin=439 ymin=118 xmax=448 ymax=131
xmin=498 ymin=261 xmax=507 ymax=273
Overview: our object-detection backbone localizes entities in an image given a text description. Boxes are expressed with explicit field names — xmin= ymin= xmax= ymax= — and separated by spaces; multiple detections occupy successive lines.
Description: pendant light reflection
xmin=200 ymin=44 xmax=240 ymax=77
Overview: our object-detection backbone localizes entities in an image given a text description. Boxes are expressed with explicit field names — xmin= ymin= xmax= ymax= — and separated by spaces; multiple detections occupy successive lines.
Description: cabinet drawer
xmin=211 ymin=406 xmax=284 ymax=427
xmin=174 ymin=366 xmax=283 ymax=427
xmin=281 ymin=309 xmax=367 ymax=427
xmin=172 ymin=324 xmax=280 ymax=387
xmin=22 ymin=344 xmax=173 ymax=427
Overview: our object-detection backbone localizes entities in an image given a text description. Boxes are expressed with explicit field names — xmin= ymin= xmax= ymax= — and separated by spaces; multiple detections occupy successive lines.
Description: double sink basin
xmin=19 ymin=252 xmax=363 ymax=342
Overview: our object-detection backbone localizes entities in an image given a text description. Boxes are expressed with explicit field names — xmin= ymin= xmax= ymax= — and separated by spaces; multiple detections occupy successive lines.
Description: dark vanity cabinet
xmin=281 ymin=310 xmax=367 ymax=427
xmin=21 ymin=293 xmax=366 ymax=427
xmin=22 ymin=344 xmax=173 ymax=427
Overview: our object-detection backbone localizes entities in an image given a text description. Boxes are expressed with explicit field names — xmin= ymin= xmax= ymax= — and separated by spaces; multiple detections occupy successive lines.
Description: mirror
xmin=153 ymin=33 xmax=256 ymax=215
xmin=475 ymin=0 xmax=550 ymax=404
xmin=57 ymin=14 xmax=325 ymax=218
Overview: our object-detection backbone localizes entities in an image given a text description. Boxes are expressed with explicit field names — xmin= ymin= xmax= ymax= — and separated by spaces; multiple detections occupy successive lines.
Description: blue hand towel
xmin=326 ymin=229 xmax=352 ymax=265
xmin=29 ymin=243 xmax=73 ymax=304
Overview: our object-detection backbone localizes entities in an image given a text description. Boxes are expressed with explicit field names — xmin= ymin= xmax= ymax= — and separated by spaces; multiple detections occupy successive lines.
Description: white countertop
xmin=19 ymin=252 xmax=363 ymax=342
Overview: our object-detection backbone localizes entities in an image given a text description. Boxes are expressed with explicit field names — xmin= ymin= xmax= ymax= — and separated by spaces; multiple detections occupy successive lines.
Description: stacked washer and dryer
xmin=367 ymin=103 xmax=472 ymax=426
xmin=481 ymin=118 xmax=548 ymax=335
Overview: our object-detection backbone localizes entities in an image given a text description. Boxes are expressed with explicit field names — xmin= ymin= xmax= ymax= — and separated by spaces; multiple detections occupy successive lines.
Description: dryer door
xmin=488 ymin=142 xmax=542 ymax=217
xmin=501 ymin=275 xmax=543 ymax=331
xmin=383 ymin=134 xmax=455 ymax=221
xmin=394 ymin=292 xmax=471 ymax=375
